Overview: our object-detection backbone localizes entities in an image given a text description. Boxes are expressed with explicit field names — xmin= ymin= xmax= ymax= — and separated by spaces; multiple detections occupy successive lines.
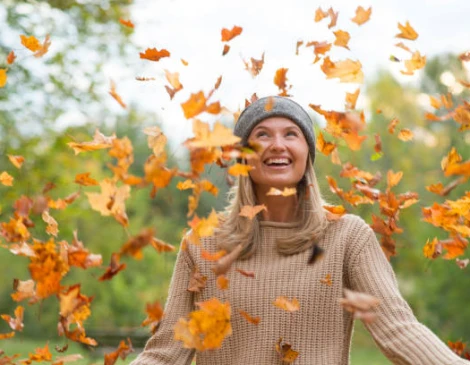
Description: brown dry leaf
xmin=275 ymin=337 xmax=299 ymax=363
xmin=119 ymin=228 xmax=154 ymax=260
xmin=227 ymin=163 xmax=252 ymax=176
xmin=274 ymin=68 xmax=291 ymax=96
xmin=212 ymin=244 xmax=244 ymax=276
xmin=333 ymin=30 xmax=350 ymax=49
xmin=8 ymin=155 xmax=24 ymax=169
xmin=42 ymin=210 xmax=58 ymax=237
xmin=345 ymin=88 xmax=360 ymax=110
xmin=266 ymin=187 xmax=297 ymax=197
xmin=395 ymin=21 xmax=419 ymax=40
xmin=401 ymin=51 xmax=426 ymax=75
xmin=239 ymin=204 xmax=267 ymax=220
xmin=0 ymin=171 xmax=13 ymax=186
xmin=188 ymin=268 xmax=207 ymax=293
xmin=143 ymin=126 xmax=167 ymax=157
xmin=244 ymin=53 xmax=265 ymax=77
xmin=351 ymin=6 xmax=371 ymax=25
xmin=387 ymin=170 xmax=403 ymax=189
xmin=395 ymin=42 xmax=412 ymax=52
xmin=239 ymin=310 xmax=260 ymax=325
xmin=321 ymin=57 xmax=364 ymax=83
xmin=235 ymin=268 xmax=255 ymax=278
xmin=139 ymin=48 xmax=170 ymax=61
xmin=222 ymin=44 xmax=230 ymax=55
xmin=141 ymin=301 xmax=164 ymax=333
xmin=216 ymin=275 xmax=229 ymax=290
xmin=397 ymin=128 xmax=413 ymax=141
xmin=99 ymin=253 xmax=126 ymax=281
xmin=388 ymin=118 xmax=399 ymax=133
xmin=68 ymin=129 xmax=115 ymax=155
xmin=273 ymin=296 xmax=300 ymax=312
xmin=339 ymin=288 xmax=380 ymax=323
xmin=316 ymin=131 xmax=336 ymax=156
xmin=221 ymin=25 xmax=243 ymax=42
xmin=52 ymin=354 xmax=84 ymax=365
xmin=456 ymin=258 xmax=469 ymax=269
xmin=314 ymin=7 xmax=328 ymax=22
xmin=109 ymin=80 xmax=126 ymax=109
xmin=185 ymin=120 xmax=240 ymax=148
xmin=320 ymin=274 xmax=332 ymax=286
xmin=151 ymin=237 xmax=175 ymax=253
xmin=1 ymin=306 xmax=24 ymax=331
xmin=11 ymin=279 xmax=36 ymax=302
xmin=119 ymin=19 xmax=134 ymax=28
xmin=327 ymin=7 xmax=339 ymax=28
xmin=33 ymin=34 xmax=51 ymax=58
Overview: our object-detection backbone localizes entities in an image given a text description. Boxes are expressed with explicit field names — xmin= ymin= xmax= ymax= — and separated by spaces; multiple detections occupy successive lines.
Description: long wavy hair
xmin=216 ymin=156 xmax=331 ymax=259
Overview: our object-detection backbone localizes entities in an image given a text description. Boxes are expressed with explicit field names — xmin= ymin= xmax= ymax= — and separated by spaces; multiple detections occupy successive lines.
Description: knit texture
xmin=233 ymin=96 xmax=316 ymax=164
xmin=130 ymin=214 xmax=468 ymax=365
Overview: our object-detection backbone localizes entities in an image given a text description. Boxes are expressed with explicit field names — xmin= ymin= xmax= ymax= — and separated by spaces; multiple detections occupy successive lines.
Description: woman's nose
xmin=269 ymin=135 xmax=286 ymax=151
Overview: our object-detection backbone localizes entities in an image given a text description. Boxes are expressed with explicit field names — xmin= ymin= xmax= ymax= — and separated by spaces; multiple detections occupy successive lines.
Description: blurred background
xmin=1 ymin=0 xmax=469 ymax=364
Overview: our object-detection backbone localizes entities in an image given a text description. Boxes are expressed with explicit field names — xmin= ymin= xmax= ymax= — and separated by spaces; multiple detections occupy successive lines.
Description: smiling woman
xmin=129 ymin=96 xmax=469 ymax=365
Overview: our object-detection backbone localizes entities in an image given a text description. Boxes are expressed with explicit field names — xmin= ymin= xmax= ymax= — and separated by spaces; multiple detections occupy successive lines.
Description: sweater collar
xmin=259 ymin=220 xmax=301 ymax=228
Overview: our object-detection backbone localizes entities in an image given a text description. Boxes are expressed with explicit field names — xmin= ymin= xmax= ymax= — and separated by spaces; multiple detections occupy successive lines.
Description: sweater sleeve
xmin=130 ymin=243 xmax=196 ymax=365
xmin=348 ymin=223 xmax=469 ymax=365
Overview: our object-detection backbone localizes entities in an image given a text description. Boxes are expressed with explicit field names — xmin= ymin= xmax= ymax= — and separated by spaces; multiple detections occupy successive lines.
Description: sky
xmin=105 ymin=0 xmax=470 ymax=145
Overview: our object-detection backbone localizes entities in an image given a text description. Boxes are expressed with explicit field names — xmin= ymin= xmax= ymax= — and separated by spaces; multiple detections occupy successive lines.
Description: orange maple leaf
xmin=275 ymin=337 xmax=299 ymax=363
xmin=339 ymin=289 xmax=380 ymax=323
xmin=273 ymin=68 xmax=291 ymax=96
xmin=321 ymin=56 xmax=364 ymax=83
xmin=221 ymin=25 xmax=243 ymax=42
xmin=8 ymin=155 xmax=25 ymax=169
xmin=74 ymin=172 xmax=99 ymax=186
xmin=67 ymin=129 xmax=116 ymax=155
xmin=333 ymin=30 xmax=350 ymax=49
xmin=104 ymin=338 xmax=134 ymax=365
xmin=99 ymin=253 xmax=126 ymax=281
xmin=119 ymin=19 xmax=134 ymax=28
xmin=239 ymin=204 xmax=267 ymax=220
xmin=351 ymin=6 xmax=372 ymax=25
xmin=0 ymin=68 xmax=7 ymax=88
xmin=7 ymin=51 xmax=16 ymax=64
xmin=345 ymin=88 xmax=360 ymax=110
xmin=314 ymin=7 xmax=328 ymax=22
xmin=20 ymin=35 xmax=41 ymax=51
xmin=316 ymin=131 xmax=336 ymax=156
xmin=273 ymin=296 xmax=300 ymax=312
xmin=395 ymin=21 xmax=419 ymax=40
xmin=185 ymin=119 xmax=240 ymax=149
xmin=139 ymin=48 xmax=170 ymax=62
xmin=1 ymin=306 xmax=24 ymax=331
xmin=239 ymin=310 xmax=260 ymax=325
xmin=141 ymin=301 xmax=164 ymax=333
xmin=109 ymin=80 xmax=127 ymax=108
xmin=0 ymin=171 xmax=14 ymax=186
xmin=244 ymin=52 xmax=265 ymax=77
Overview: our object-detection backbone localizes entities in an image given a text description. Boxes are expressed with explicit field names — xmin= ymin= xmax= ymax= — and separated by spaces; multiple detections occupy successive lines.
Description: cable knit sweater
xmin=130 ymin=214 xmax=468 ymax=365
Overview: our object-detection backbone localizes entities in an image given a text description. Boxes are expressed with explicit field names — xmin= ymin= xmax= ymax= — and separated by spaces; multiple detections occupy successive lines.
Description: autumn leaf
xmin=387 ymin=170 xmax=403 ymax=190
xmin=67 ymin=129 xmax=115 ymax=155
xmin=316 ymin=131 xmax=336 ymax=156
xmin=20 ymin=35 xmax=41 ymax=51
xmin=188 ymin=268 xmax=207 ymax=293
xmin=52 ymin=354 xmax=83 ymax=365
xmin=58 ymin=284 xmax=92 ymax=327
xmin=0 ymin=69 xmax=7 ymax=88
xmin=306 ymin=41 xmax=332 ymax=63
xmin=239 ymin=204 xmax=266 ymax=220
xmin=239 ymin=310 xmax=260 ymax=325
xmin=333 ymin=30 xmax=350 ymax=49
xmin=351 ymin=6 xmax=371 ymax=25
xmin=99 ymin=253 xmax=126 ymax=281
xmin=42 ymin=210 xmax=59 ymax=237
xmin=0 ymin=171 xmax=13 ymax=186
xmin=273 ymin=68 xmax=291 ymax=96
xmin=174 ymin=298 xmax=232 ymax=351
xmin=321 ymin=56 xmax=364 ymax=83
xmin=323 ymin=204 xmax=346 ymax=220
xmin=104 ymin=338 xmax=134 ymax=365
xmin=235 ymin=268 xmax=255 ymax=278
xmin=423 ymin=237 xmax=440 ymax=259
xmin=273 ymin=296 xmax=300 ymax=312
xmin=119 ymin=19 xmax=134 ymax=28
xmin=119 ymin=228 xmax=154 ymax=260
xmin=212 ymin=244 xmax=244 ymax=276
xmin=185 ymin=120 xmax=240 ymax=148
xmin=275 ymin=337 xmax=299 ymax=363
xmin=7 ymin=51 xmax=16 ymax=64
xmin=395 ymin=21 xmax=419 ymax=40
xmin=456 ymin=258 xmax=469 ymax=269
xmin=143 ymin=126 xmax=167 ymax=157
xmin=33 ymin=34 xmax=51 ymax=58
xmin=345 ymin=88 xmax=360 ymax=110
xmin=216 ymin=275 xmax=229 ymax=290
xmin=327 ymin=7 xmax=339 ymax=28
xmin=141 ymin=301 xmax=164 ymax=333
xmin=320 ymin=274 xmax=332 ymax=286
xmin=164 ymin=69 xmax=183 ymax=99
xmin=1 ymin=306 xmax=24 ymax=331
xmin=28 ymin=343 xmax=53 ymax=362
xmin=266 ymin=187 xmax=297 ymax=197
xmin=244 ymin=52 xmax=265 ymax=77
xmin=74 ymin=172 xmax=99 ymax=186
xmin=314 ymin=7 xmax=328 ymax=22
xmin=222 ymin=44 xmax=230 ymax=55
xmin=397 ymin=128 xmax=413 ymax=141
xmin=109 ymin=80 xmax=126 ymax=108
xmin=11 ymin=279 xmax=36 ymax=302
xmin=86 ymin=179 xmax=130 ymax=226
xmin=401 ymin=51 xmax=426 ymax=75
xmin=339 ymin=288 xmax=380 ymax=323
xmin=227 ymin=163 xmax=252 ymax=176
xmin=221 ymin=25 xmax=243 ymax=42
xmin=187 ymin=210 xmax=219 ymax=245
xmin=181 ymin=92 xmax=207 ymax=119
xmin=395 ymin=42 xmax=412 ymax=53
xmin=8 ymin=155 xmax=25 ymax=169
xmin=139 ymin=48 xmax=170 ymax=61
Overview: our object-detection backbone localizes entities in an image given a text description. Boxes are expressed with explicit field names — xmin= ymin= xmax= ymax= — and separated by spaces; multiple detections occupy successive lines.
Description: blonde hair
xmin=216 ymin=157 xmax=331 ymax=259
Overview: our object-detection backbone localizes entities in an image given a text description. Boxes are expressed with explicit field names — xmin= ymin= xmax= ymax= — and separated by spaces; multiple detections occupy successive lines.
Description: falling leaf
xmin=67 ymin=129 xmax=115 ymax=155
xmin=222 ymin=44 xmax=230 ymax=56
xmin=99 ymin=253 xmax=126 ymax=281
xmin=221 ymin=25 xmax=243 ymax=42
xmin=104 ymin=338 xmax=134 ymax=365
xmin=339 ymin=288 xmax=380 ymax=323
xmin=306 ymin=41 xmax=332 ymax=63
xmin=273 ymin=68 xmax=291 ymax=96
xmin=388 ymin=118 xmax=399 ymax=133
xmin=397 ymin=128 xmax=413 ymax=141
xmin=235 ymin=268 xmax=255 ymax=278
xmin=1 ymin=306 xmax=24 ymax=331
xmin=266 ymin=187 xmax=297 ymax=197
xmin=401 ymin=51 xmax=426 ymax=75
xmin=6 ymin=51 xmax=15 ymax=65
xmin=55 ymin=344 xmax=68 ymax=353
xmin=11 ymin=279 xmax=36 ymax=302
xmin=164 ymin=69 xmax=183 ymax=99
xmin=212 ymin=244 xmax=244 ymax=276
xmin=33 ymin=34 xmax=51 ymax=58
xmin=109 ymin=79 xmax=126 ymax=109
xmin=74 ymin=172 xmax=99 ymax=186
xmin=387 ymin=170 xmax=403 ymax=189
xmin=151 ymin=237 xmax=175 ymax=253
xmin=456 ymin=258 xmax=469 ymax=269
xmin=275 ymin=337 xmax=299 ymax=363
xmin=201 ymin=249 xmax=227 ymax=261
xmin=395 ymin=42 xmax=412 ymax=52
xmin=333 ymin=30 xmax=350 ymax=49
xmin=42 ymin=210 xmax=59 ymax=237
xmin=239 ymin=204 xmax=267 ymax=220
xmin=327 ymin=7 xmax=339 ymax=28
xmin=20 ymin=35 xmax=41 ymax=51
xmin=216 ymin=275 xmax=229 ymax=290
xmin=185 ymin=120 xmax=240 ymax=148
xmin=174 ymin=298 xmax=232 ymax=351
xmin=316 ymin=132 xmax=336 ymax=156
xmin=119 ymin=19 xmax=134 ymax=28
xmin=351 ymin=6 xmax=371 ymax=25
xmin=320 ymin=274 xmax=332 ymax=286
xmin=143 ymin=126 xmax=167 ymax=157
xmin=119 ymin=228 xmax=154 ymax=260
xmin=188 ymin=268 xmax=207 ymax=293
xmin=227 ymin=163 xmax=252 ymax=176
xmin=345 ymin=88 xmax=360 ymax=110
xmin=273 ymin=296 xmax=300 ymax=312
xmin=0 ymin=69 xmax=7 ymax=88
xmin=139 ymin=48 xmax=170 ymax=62
xmin=8 ymin=155 xmax=24 ymax=169
xmin=53 ymin=354 xmax=83 ymax=365
xmin=244 ymin=53 xmax=265 ymax=77
xmin=395 ymin=21 xmax=419 ymax=40
xmin=239 ymin=310 xmax=260 ymax=325
xmin=314 ymin=7 xmax=328 ymax=22
xmin=141 ymin=301 xmax=164 ymax=333
xmin=321 ymin=56 xmax=364 ymax=83
xmin=0 ymin=171 xmax=13 ymax=186
xmin=323 ymin=205 xmax=346 ymax=220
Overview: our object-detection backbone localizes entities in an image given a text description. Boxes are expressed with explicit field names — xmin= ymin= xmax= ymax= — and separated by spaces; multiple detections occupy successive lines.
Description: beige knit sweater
xmin=131 ymin=214 xmax=468 ymax=365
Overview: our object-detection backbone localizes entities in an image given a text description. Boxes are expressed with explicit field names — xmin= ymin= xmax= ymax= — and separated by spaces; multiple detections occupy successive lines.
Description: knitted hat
xmin=234 ymin=96 xmax=316 ymax=164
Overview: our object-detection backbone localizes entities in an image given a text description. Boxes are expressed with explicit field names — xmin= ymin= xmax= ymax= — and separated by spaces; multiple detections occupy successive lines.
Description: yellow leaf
xmin=143 ymin=126 xmax=167 ymax=157
xmin=273 ymin=296 xmax=300 ymax=312
xmin=0 ymin=171 xmax=14 ymax=186
xmin=0 ymin=69 xmax=7 ymax=88
xmin=239 ymin=204 xmax=267 ymax=220
xmin=266 ymin=187 xmax=297 ymax=197
xmin=395 ymin=21 xmax=419 ymax=40
xmin=185 ymin=120 xmax=240 ymax=148
xmin=8 ymin=155 xmax=25 ymax=169
xmin=351 ymin=6 xmax=371 ymax=25
xmin=321 ymin=56 xmax=364 ymax=83
xmin=227 ymin=163 xmax=252 ymax=176
xmin=397 ymin=128 xmax=413 ymax=141
xmin=333 ymin=30 xmax=350 ymax=49
xmin=20 ymin=35 xmax=41 ymax=51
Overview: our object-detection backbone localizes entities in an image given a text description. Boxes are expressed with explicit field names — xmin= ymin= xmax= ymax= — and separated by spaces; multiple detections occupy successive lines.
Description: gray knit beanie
xmin=234 ymin=96 xmax=316 ymax=164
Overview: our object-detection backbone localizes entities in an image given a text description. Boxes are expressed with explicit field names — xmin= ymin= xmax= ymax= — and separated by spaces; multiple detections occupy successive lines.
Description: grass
xmin=1 ymin=323 xmax=390 ymax=364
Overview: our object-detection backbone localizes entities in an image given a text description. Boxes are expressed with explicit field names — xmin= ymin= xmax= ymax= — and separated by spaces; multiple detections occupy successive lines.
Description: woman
xmin=131 ymin=96 xmax=468 ymax=364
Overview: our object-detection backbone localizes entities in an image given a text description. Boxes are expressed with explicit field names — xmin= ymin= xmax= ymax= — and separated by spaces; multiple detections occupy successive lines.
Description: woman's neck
xmin=254 ymin=186 xmax=299 ymax=223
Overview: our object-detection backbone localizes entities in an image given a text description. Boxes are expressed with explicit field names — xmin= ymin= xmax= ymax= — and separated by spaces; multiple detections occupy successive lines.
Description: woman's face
xmin=247 ymin=117 xmax=309 ymax=192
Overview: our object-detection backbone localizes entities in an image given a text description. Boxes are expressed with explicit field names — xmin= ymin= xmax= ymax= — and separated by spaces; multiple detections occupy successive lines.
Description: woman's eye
xmin=286 ymin=131 xmax=298 ymax=137
xmin=255 ymin=131 xmax=268 ymax=137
